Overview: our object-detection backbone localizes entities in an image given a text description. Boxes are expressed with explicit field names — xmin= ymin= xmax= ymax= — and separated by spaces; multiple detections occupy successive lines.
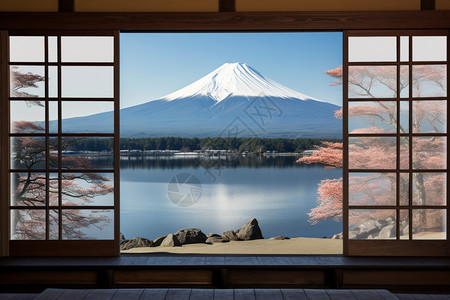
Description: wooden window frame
xmin=0 ymin=11 xmax=449 ymax=257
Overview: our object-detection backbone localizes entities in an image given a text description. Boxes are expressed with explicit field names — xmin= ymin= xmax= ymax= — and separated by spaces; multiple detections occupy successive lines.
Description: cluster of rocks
xmin=349 ymin=217 xmax=399 ymax=239
xmin=121 ymin=218 xmax=264 ymax=251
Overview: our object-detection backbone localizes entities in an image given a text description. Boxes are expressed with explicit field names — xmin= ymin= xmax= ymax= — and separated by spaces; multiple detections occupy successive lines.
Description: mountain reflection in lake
xmin=116 ymin=155 xmax=343 ymax=240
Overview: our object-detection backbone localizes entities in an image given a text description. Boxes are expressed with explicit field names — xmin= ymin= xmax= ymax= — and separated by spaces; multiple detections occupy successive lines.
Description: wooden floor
xmin=3 ymin=288 xmax=450 ymax=300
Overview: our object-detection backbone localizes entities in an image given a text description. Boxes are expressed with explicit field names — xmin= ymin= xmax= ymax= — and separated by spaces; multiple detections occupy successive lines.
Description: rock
xmin=378 ymin=224 xmax=396 ymax=239
xmin=174 ymin=228 xmax=207 ymax=245
xmin=160 ymin=234 xmax=181 ymax=247
xmin=222 ymin=230 xmax=239 ymax=241
xmin=235 ymin=218 xmax=263 ymax=240
xmin=206 ymin=233 xmax=221 ymax=238
xmin=402 ymin=225 xmax=409 ymax=237
xmin=120 ymin=237 xmax=154 ymax=251
xmin=385 ymin=217 xmax=395 ymax=225
xmin=332 ymin=233 xmax=343 ymax=239
xmin=153 ymin=235 xmax=167 ymax=247
xmin=205 ymin=236 xmax=230 ymax=244
xmin=357 ymin=221 xmax=382 ymax=239
xmin=120 ymin=233 xmax=126 ymax=242
xmin=269 ymin=236 xmax=290 ymax=240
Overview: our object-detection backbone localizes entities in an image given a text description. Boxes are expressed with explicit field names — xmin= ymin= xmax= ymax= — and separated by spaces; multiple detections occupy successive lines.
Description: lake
xmin=120 ymin=155 xmax=342 ymax=240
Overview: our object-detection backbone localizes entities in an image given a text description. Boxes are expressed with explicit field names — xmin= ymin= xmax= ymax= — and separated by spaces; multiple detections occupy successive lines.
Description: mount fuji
xmin=62 ymin=62 xmax=342 ymax=138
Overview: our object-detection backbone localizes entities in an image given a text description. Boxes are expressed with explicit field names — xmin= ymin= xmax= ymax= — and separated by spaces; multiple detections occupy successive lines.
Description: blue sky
xmin=120 ymin=32 xmax=342 ymax=108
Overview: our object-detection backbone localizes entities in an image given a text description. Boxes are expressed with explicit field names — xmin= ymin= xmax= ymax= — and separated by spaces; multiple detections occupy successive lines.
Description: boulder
xmin=153 ymin=235 xmax=167 ymax=247
xmin=332 ymin=233 xmax=343 ymax=239
xmin=402 ymin=225 xmax=409 ymax=237
xmin=120 ymin=237 xmax=154 ymax=251
xmin=160 ymin=234 xmax=181 ymax=247
xmin=120 ymin=233 xmax=126 ymax=242
xmin=378 ymin=224 xmax=396 ymax=239
xmin=205 ymin=236 xmax=230 ymax=244
xmin=235 ymin=218 xmax=263 ymax=240
xmin=222 ymin=230 xmax=239 ymax=241
xmin=174 ymin=228 xmax=207 ymax=245
xmin=206 ymin=233 xmax=221 ymax=238
xmin=269 ymin=236 xmax=290 ymax=240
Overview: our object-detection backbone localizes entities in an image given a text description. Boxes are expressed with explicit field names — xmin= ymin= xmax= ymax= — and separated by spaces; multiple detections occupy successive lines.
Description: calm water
xmin=120 ymin=155 xmax=342 ymax=240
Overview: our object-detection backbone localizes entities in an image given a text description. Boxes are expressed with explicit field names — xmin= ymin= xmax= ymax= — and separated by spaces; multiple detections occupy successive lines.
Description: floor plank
xmin=83 ymin=289 xmax=118 ymax=300
xmin=213 ymin=289 xmax=234 ymax=300
xmin=111 ymin=289 xmax=144 ymax=300
xmin=326 ymin=289 xmax=358 ymax=300
xmin=376 ymin=289 xmax=401 ymax=300
xmin=54 ymin=289 xmax=91 ymax=300
xmin=254 ymin=289 xmax=283 ymax=300
xmin=352 ymin=289 xmax=387 ymax=300
xmin=234 ymin=289 xmax=256 ymax=300
xmin=165 ymin=289 xmax=191 ymax=300
xmin=304 ymin=289 xmax=332 ymax=300
xmin=189 ymin=289 xmax=214 ymax=300
xmin=395 ymin=295 xmax=421 ymax=300
xmin=34 ymin=289 xmax=66 ymax=300
xmin=281 ymin=289 xmax=308 ymax=300
xmin=140 ymin=289 xmax=168 ymax=300
xmin=0 ymin=295 xmax=38 ymax=300
xmin=428 ymin=296 xmax=450 ymax=300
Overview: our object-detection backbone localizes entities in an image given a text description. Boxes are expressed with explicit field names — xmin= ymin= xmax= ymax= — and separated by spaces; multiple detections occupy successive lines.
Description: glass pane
xmin=49 ymin=101 xmax=58 ymax=134
xmin=49 ymin=66 xmax=58 ymax=98
xmin=348 ymin=101 xmax=396 ymax=134
xmin=349 ymin=137 xmax=396 ymax=169
xmin=400 ymin=136 xmax=409 ymax=170
xmin=61 ymin=209 xmax=114 ymax=240
xmin=412 ymin=173 xmax=446 ymax=206
xmin=349 ymin=66 xmax=397 ymax=98
xmin=49 ymin=209 xmax=59 ymax=240
xmin=62 ymin=66 xmax=114 ymax=98
xmin=400 ymin=36 xmax=409 ymax=62
xmin=10 ymin=209 xmax=46 ymax=240
xmin=412 ymin=65 xmax=447 ymax=98
xmin=399 ymin=101 xmax=409 ymax=133
xmin=412 ymin=209 xmax=446 ymax=240
xmin=349 ymin=209 xmax=396 ymax=240
xmin=399 ymin=173 xmax=409 ymax=206
xmin=413 ymin=100 xmax=447 ymax=133
xmin=9 ymin=36 xmax=44 ymax=62
xmin=400 ymin=209 xmax=409 ymax=240
xmin=413 ymin=36 xmax=447 ymax=62
xmin=11 ymin=137 xmax=46 ymax=170
xmin=61 ymin=137 xmax=114 ymax=169
xmin=412 ymin=137 xmax=446 ymax=169
xmin=400 ymin=65 xmax=409 ymax=98
xmin=62 ymin=173 xmax=114 ymax=206
xmin=49 ymin=137 xmax=59 ymax=170
xmin=49 ymin=172 xmax=59 ymax=206
xmin=349 ymin=173 xmax=396 ymax=206
xmin=48 ymin=36 xmax=58 ymax=63
xmin=62 ymin=101 xmax=114 ymax=133
xmin=10 ymin=172 xmax=46 ymax=206
xmin=62 ymin=36 xmax=114 ymax=62
xmin=349 ymin=37 xmax=396 ymax=62
xmin=10 ymin=66 xmax=45 ymax=98
xmin=10 ymin=101 xmax=45 ymax=134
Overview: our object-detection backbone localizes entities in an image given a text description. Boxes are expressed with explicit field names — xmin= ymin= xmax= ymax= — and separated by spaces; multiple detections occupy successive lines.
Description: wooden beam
xmin=1 ymin=11 xmax=450 ymax=31
xmin=59 ymin=0 xmax=74 ymax=12
xmin=421 ymin=0 xmax=435 ymax=10
xmin=219 ymin=0 xmax=235 ymax=12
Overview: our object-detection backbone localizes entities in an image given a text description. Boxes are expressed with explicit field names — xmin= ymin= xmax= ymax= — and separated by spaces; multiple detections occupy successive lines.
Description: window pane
xmin=48 ymin=36 xmax=58 ymax=63
xmin=49 ymin=102 xmax=58 ymax=134
xmin=349 ymin=137 xmax=396 ymax=169
xmin=349 ymin=37 xmax=396 ymax=62
xmin=62 ymin=173 xmax=114 ymax=206
xmin=349 ymin=173 xmax=396 ymax=206
xmin=49 ymin=66 xmax=58 ymax=98
xmin=412 ymin=65 xmax=447 ymax=98
xmin=11 ymin=172 xmax=46 ymax=206
xmin=400 ymin=65 xmax=409 ymax=98
xmin=10 ymin=101 xmax=45 ymax=134
xmin=349 ymin=209 xmax=396 ymax=240
xmin=62 ymin=36 xmax=114 ymax=62
xmin=11 ymin=137 xmax=46 ymax=170
xmin=62 ymin=66 xmax=114 ymax=98
xmin=348 ymin=101 xmax=396 ymax=134
xmin=49 ymin=172 xmax=59 ymax=206
xmin=61 ymin=209 xmax=113 ymax=240
xmin=412 ymin=137 xmax=446 ymax=169
xmin=9 ymin=36 xmax=44 ymax=62
xmin=400 ymin=209 xmax=409 ymax=240
xmin=10 ymin=66 xmax=45 ymax=98
xmin=49 ymin=209 xmax=59 ymax=240
xmin=62 ymin=101 xmax=114 ymax=133
xmin=413 ymin=36 xmax=447 ymax=62
xmin=399 ymin=173 xmax=409 ymax=206
xmin=400 ymin=101 xmax=409 ymax=133
xmin=413 ymin=100 xmax=447 ymax=133
xmin=349 ymin=66 xmax=397 ymax=98
xmin=49 ymin=137 xmax=59 ymax=170
xmin=400 ymin=36 xmax=409 ymax=62
xmin=412 ymin=173 xmax=446 ymax=206
xmin=412 ymin=209 xmax=446 ymax=240
xmin=61 ymin=137 xmax=114 ymax=169
xmin=11 ymin=209 xmax=46 ymax=240
xmin=400 ymin=137 xmax=409 ymax=170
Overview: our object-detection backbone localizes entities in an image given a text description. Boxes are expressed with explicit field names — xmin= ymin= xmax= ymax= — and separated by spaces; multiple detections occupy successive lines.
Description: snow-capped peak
xmin=160 ymin=62 xmax=320 ymax=102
